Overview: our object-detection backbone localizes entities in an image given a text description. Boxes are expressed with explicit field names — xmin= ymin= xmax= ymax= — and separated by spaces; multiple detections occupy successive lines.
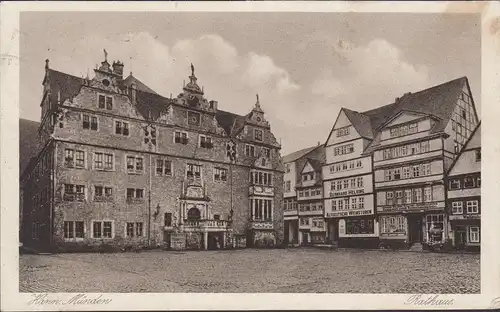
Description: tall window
xmin=98 ymin=94 xmax=113 ymax=110
xmin=286 ymin=164 xmax=291 ymax=173
xmin=424 ymin=187 xmax=432 ymax=202
xmin=64 ymin=221 xmax=84 ymax=239
xmin=82 ymin=114 xmax=98 ymax=131
xmin=115 ymin=121 xmax=129 ymax=136
xmin=126 ymin=156 xmax=143 ymax=174
xmin=386 ymin=192 xmax=394 ymax=205
xmin=156 ymin=159 xmax=172 ymax=176
xmin=469 ymin=226 xmax=480 ymax=243
xmin=186 ymin=164 xmax=202 ymax=178
xmin=65 ymin=149 xmax=86 ymax=169
xmin=253 ymin=198 xmax=273 ymax=221
xmin=164 ymin=213 xmax=172 ymax=226
xmin=245 ymin=145 xmax=256 ymax=157
xmin=414 ymin=188 xmax=422 ymax=203
xmin=92 ymin=221 xmax=113 ymax=238
xmin=214 ymin=168 xmax=228 ymax=182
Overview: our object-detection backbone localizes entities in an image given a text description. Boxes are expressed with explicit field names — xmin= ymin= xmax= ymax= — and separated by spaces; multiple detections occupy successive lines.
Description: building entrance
xmin=408 ymin=215 xmax=423 ymax=243
xmin=454 ymin=226 xmax=466 ymax=249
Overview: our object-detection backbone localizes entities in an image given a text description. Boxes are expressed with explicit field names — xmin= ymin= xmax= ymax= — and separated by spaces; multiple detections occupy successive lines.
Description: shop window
xmin=469 ymin=226 xmax=480 ymax=243
xmin=380 ymin=216 xmax=405 ymax=234
xmin=345 ymin=219 xmax=374 ymax=235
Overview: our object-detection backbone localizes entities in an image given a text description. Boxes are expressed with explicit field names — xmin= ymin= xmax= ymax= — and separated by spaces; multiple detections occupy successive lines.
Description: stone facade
xmin=20 ymin=56 xmax=284 ymax=252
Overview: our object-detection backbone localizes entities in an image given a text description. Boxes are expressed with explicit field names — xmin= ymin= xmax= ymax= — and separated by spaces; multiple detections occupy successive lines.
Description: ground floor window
xmin=346 ymin=218 xmax=374 ymax=235
xmin=126 ymin=222 xmax=144 ymax=238
xmin=92 ymin=221 xmax=113 ymax=238
xmin=469 ymin=226 xmax=480 ymax=243
xmin=426 ymin=214 xmax=444 ymax=230
xmin=380 ymin=215 xmax=406 ymax=234
xmin=64 ymin=221 xmax=84 ymax=239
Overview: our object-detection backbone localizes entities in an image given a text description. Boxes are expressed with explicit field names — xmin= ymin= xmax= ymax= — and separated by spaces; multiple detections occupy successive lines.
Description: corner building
xmin=446 ymin=123 xmax=481 ymax=251
xmin=20 ymin=56 xmax=284 ymax=252
xmin=322 ymin=109 xmax=377 ymax=248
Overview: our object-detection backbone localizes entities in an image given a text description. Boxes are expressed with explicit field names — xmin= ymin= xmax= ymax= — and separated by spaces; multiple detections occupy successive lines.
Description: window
xmin=245 ymin=145 xmax=256 ymax=157
xmin=156 ymin=159 xmax=172 ymax=176
xmin=254 ymin=129 xmax=263 ymax=141
xmin=404 ymin=189 xmax=412 ymax=204
xmin=464 ymin=177 xmax=475 ymax=188
xmin=452 ymin=201 xmax=463 ymax=214
xmin=98 ymin=94 xmax=113 ymax=110
xmin=253 ymin=198 xmax=273 ymax=221
xmin=92 ymin=221 xmax=113 ymax=238
xmin=351 ymin=198 xmax=357 ymax=210
xmin=64 ymin=221 xmax=84 ymax=239
xmin=174 ymin=131 xmax=188 ymax=144
xmin=469 ymin=226 xmax=480 ymax=243
xmin=466 ymin=200 xmax=479 ymax=214
xmin=126 ymin=222 xmax=144 ymax=238
xmin=94 ymin=186 xmax=113 ymax=201
xmin=286 ymin=164 xmax=291 ymax=173
xmin=477 ymin=177 xmax=481 ymax=187
xmin=412 ymin=165 xmax=421 ymax=177
xmin=343 ymin=179 xmax=349 ymax=189
xmin=126 ymin=188 xmax=144 ymax=200
xmin=304 ymin=190 xmax=310 ymax=197
xmin=386 ymin=192 xmax=394 ymax=205
xmin=65 ymin=149 xmax=74 ymax=167
xmin=350 ymin=178 xmax=356 ymax=189
xmin=336 ymin=126 xmax=350 ymax=137
xmin=334 ymin=143 xmax=354 ymax=156
xmin=395 ymin=190 xmax=403 ymax=204
xmin=263 ymin=147 xmax=271 ymax=158
xmin=302 ymin=174 xmax=308 ymax=182
xmin=126 ymin=156 xmax=143 ymax=174
xmin=358 ymin=197 xmax=364 ymax=209
xmin=315 ymin=189 xmax=321 ymax=196
xmin=449 ymin=179 xmax=461 ymax=190
xmin=414 ymin=188 xmax=422 ymax=203
xmin=475 ymin=149 xmax=481 ymax=162
xmin=394 ymin=168 xmax=401 ymax=180
xmin=200 ymin=135 xmax=213 ymax=149
xmin=186 ymin=164 xmax=202 ymax=178
xmin=420 ymin=141 xmax=430 ymax=153
xmin=94 ymin=152 xmax=113 ymax=171
xmin=403 ymin=166 xmax=411 ymax=179
xmin=424 ymin=187 xmax=432 ymax=202
xmin=380 ymin=216 xmax=406 ymax=234
xmin=285 ymin=181 xmax=291 ymax=192
xmin=164 ymin=213 xmax=172 ymax=226
xmin=422 ymin=163 xmax=431 ymax=176
xmin=426 ymin=215 xmax=444 ymax=239
xmin=115 ymin=121 xmax=130 ymax=136
xmin=356 ymin=160 xmax=362 ymax=168
xmin=346 ymin=218 xmax=374 ymax=235
xmin=331 ymin=200 xmax=337 ymax=211
xmin=82 ymin=114 xmax=98 ymax=131
xmin=63 ymin=184 xmax=86 ymax=201
xmin=214 ymin=168 xmax=228 ymax=182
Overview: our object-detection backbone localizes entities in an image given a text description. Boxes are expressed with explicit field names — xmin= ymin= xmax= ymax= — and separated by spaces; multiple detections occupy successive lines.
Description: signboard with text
xmin=330 ymin=189 xmax=364 ymax=198
xmin=449 ymin=214 xmax=480 ymax=221
xmin=326 ymin=208 xmax=374 ymax=218
xmin=377 ymin=201 xmax=445 ymax=213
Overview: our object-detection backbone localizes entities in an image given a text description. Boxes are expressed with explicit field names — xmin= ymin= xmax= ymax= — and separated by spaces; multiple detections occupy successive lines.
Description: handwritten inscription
xmin=405 ymin=295 xmax=454 ymax=306
xmin=28 ymin=293 xmax=112 ymax=306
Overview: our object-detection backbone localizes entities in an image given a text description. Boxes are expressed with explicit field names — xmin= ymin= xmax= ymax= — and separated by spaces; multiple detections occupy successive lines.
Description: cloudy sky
xmin=20 ymin=12 xmax=480 ymax=155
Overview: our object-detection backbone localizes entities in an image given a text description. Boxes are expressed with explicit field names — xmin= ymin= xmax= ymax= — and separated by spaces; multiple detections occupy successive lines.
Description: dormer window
xmin=254 ymin=129 xmax=263 ymax=141
xmin=98 ymin=94 xmax=113 ymax=110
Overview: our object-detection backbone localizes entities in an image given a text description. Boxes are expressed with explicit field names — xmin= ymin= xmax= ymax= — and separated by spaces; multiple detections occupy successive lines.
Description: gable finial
xmin=103 ymin=49 xmax=108 ymax=62
xmin=191 ymin=63 xmax=195 ymax=76
xmin=45 ymin=59 xmax=49 ymax=70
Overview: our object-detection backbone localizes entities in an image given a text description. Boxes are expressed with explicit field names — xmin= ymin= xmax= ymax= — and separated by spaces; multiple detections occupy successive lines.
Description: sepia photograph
xmin=2 ymin=1 xmax=500 ymax=311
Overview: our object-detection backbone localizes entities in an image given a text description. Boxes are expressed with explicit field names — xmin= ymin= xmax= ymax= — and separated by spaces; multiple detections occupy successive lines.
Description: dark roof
xmin=215 ymin=110 xmax=247 ymax=137
xmin=282 ymin=145 xmax=319 ymax=163
xmin=134 ymin=89 xmax=171 ymax=120
xmin=305 ymin=158 xmax=322 ymax=172
xmin=122 ymin=74 xmax=158 ymax=94
xmin=19 ymin=119 xmax=40 ymax=175
xmin=446 ymin=122 xmax=481 ymax=175
xmin=44 ymin=69 xmax=84 ymax=107
xmin=343 ymin=108 xmax=375 ymax=139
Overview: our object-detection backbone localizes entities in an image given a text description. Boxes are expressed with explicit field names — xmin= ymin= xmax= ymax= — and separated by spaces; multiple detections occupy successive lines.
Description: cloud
xmin=311 ymin=38 xmax=430 ymax=111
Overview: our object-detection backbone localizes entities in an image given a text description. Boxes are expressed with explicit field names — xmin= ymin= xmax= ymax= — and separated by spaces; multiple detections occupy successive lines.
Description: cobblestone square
xmin=19 ymin=249 xmax=480 ymax=293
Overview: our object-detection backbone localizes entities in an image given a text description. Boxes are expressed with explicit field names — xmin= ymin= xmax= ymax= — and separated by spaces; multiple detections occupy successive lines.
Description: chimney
xmin=131 ymin=82 xmax=137 ymax=104
xmin=209 ymin=100 xmax=218 ymax=110
xmin=112 ymin=61 xmax=124 ymax=78
xmin=317 ymin=141 xmax=320 ymax=146
xmin=45 ymin=59 xmax=49 ymax=71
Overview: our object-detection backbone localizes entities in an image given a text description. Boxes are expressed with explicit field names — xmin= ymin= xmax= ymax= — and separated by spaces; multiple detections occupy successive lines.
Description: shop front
xmin=449 ymin=215 xmax=480 ymax=251
xmin=337 ymin=217 xmax=379 ymax=248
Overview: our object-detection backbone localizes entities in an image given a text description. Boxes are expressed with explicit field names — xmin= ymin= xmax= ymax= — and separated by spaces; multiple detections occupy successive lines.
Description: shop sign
xmin=326 ymin=208 xmax=374 ymax=218
xmin=449 ymin=214 xmax=480 ymax=221
xmin=330 ymin=189 xmax=364 ymax=198
xmin=378 ymin=202 xmax=444 ymax=213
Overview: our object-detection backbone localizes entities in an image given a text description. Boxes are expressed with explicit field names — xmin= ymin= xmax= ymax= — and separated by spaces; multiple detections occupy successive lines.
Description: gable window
xmin=475 ymin=150 xmax=481 ymax=162
xmin=126 ymin=156 xmax=143 ymax=174
xmin=466 ymin=200 xmax=479 ymax=214
xmin=156 ymin=159 xmax=173 ymax=176
xmin=186 ymin=164 xmax=202 ymax=178
xmin=98 ymin=94 xmax=113 ymax=110
xmin=254 ymin=129 xmax=263 ymax=142
xmin=449 ymin=179 xmax=461 ymax=190
xmin=214 ymin=168 xmax=228 ymax=182
xmin=452 ymin=201 xmax=463 ymax=214
xmin=336 ymin=126 xmax=350 ymax=137
xmin=174 ymin=131 xmax=188 ymax=144
xmin=126 ymin=222 xmax=144 ymax=238
xmin=115 ymin=121 xmax=130 ymax=136
xmin=245 ymin=144 xmax=256 ymax=157
xmin=199 ymin=135 xmax=213 ymax=149
xmin=82 ymin=114 xmax=98 ymax=131
xmin=92 ymin=221 xmax=113 ymax=239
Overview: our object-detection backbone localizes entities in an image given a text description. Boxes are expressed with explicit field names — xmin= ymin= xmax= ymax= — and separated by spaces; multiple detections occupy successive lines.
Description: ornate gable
xmin=173 ymin=64 xmax=218 ymax=114
xmin=246 ymin=94 xmax=270 ymax=129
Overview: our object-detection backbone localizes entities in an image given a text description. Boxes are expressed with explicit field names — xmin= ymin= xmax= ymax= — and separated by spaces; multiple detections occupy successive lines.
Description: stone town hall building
xmin=20 ymin=55 xmax=284 ymax=252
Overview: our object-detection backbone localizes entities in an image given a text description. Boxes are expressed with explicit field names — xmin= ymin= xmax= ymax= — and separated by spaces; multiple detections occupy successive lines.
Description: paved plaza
xmin=19 ymin=248 xmax=480 ymax=293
